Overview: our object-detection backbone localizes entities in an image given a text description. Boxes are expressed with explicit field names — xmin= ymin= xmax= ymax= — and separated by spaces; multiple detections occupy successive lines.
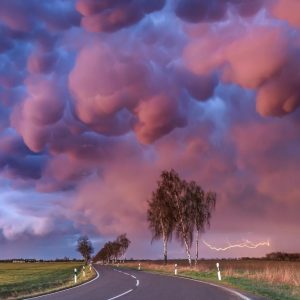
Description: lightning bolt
xmin=203 ymin=240 xmax=270 ymax=251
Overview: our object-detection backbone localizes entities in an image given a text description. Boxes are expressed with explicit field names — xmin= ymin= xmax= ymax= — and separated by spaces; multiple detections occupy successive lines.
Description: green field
xmin=122 ymin=260 xmax=300 ymax=300
xmin=0 ymin=262 xmax=96 ymax=299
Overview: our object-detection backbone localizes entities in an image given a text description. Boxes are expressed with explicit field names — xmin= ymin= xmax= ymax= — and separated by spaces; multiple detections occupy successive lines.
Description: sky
xmin=0 ymin=0 xmax=300 ymax=260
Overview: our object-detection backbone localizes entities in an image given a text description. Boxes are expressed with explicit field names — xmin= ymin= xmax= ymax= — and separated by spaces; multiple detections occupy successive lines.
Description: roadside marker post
xmin=74 ymin=268 xmax=77 ymax=283
xmin=216 ymin=263 xmax=222 ymax=281
xmin=83 ymin=266 xmax=86 ymax=277
xmin=89 ymin=264 xmax=92 ymax=271
xmin=138 ymin=263 xmax=141 ymax=270
xmin=174 ymin=264 xmax=178 ymax=275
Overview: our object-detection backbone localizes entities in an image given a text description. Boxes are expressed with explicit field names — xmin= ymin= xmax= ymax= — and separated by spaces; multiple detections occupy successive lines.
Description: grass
xmin=0 ymin=262 xmax=96 ymax=299
xmin=121 ymin=260 xmax=300 ymax=300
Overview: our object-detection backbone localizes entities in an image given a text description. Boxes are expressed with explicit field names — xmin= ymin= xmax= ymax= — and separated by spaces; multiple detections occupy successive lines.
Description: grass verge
xmin=0 ymin=262 xmax=96 ymax=300
xmin=121 ymin=261 xmax=300 ymax=300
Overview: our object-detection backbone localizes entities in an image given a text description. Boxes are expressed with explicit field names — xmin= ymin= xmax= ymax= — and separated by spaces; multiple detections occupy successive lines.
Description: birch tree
xmin=116 ymin=234 xmax=131 ymax=262
xmin=188 ymin=182 xmax=216 ymax=265
xmin=147 ymin=186 xmax=175 ymax=264
xmin=160 ymin=170 xmax=194 ymax=266
xmin=148 ymin=169 xmax=217 ymax=267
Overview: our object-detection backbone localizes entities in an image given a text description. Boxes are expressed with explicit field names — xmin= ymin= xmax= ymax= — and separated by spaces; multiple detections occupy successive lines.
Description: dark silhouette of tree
xmin=147 ymin=185 xmax=175 ymax=264
xmin=76 ymin=235 xmax=94 ymax=265
xmin=111 ymin=241 xmax=122 ymax=262
xmin=116 ymin=234 xmax=131 ymax=261
xmin=265 ymin=252 xmax=300 ymax=261
xmin=93 ymin=234 xmax=131 ymax=263
xmin=105 ymin=241 xmax=115 ymax=262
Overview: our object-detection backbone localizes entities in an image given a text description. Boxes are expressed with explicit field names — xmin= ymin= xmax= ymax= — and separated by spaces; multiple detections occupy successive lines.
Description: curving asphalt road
xmin=26 ymin=265 xmax=261 ymax=300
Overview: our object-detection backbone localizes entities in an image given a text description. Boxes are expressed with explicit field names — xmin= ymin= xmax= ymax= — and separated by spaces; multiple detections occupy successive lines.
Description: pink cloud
xmin=271 ymin=0 xmax=300 ymax=28
xmin=0 ymin=0 xmax=300 ymax=258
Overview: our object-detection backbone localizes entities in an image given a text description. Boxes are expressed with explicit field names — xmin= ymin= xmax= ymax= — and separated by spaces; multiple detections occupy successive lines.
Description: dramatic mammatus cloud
xmin=68 ymin=40 xmax=142 ymax=136
xmin=0 ymin=0 xmax=299 ymax=259
xmin=183 ymin=20 xmax=300 ymax=117
xmin=175 ymin=0 xmax=264 ymax=23
xmin=271 ymin=0 xmax=300 ymax=28
xmin=76 ymin=0 xmax=166 ymax=32
xmin=11 ymin=76 xmax=66 ymax=152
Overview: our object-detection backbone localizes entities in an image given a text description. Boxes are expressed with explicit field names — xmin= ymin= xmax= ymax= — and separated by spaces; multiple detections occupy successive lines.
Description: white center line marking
xmin=106 ymin=289 xmax=133 ymax=300
xmin=111 ymin=269 xmax=140 ymax=299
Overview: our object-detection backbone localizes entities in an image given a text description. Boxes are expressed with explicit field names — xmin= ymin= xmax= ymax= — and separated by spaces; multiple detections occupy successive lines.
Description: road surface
xmin=26 ymin=265 xmax=259 ymax=300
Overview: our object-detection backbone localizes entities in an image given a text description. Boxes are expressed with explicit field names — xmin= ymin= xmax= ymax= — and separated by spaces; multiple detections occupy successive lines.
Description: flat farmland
xmin=123 ymin=259 xmax=300 ymax=300
xmin=0 ymin=262 xmax=95 ymax=299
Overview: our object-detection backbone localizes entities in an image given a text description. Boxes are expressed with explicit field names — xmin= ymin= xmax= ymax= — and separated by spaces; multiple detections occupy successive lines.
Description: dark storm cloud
xmin=76 ymin=0 xmax=166 ymax=32
xmin=0 ymin=0 xmax=79 ymax=32
xmin=0 ymin=131 xmax=46 ymax=180
xmin=175 ymin=0 xmax=264 ymax=23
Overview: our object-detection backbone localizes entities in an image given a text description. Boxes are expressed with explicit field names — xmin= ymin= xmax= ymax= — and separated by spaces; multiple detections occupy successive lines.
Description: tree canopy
xmin=94 ymin=234 xmax=131 ymax=263
xmin=76 ymin=235 xmax=94 ymax=265
xmin=147 ymin=169 xmax=216 ymax=265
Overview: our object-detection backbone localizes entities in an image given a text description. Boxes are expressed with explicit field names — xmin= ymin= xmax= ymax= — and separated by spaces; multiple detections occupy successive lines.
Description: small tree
xmin=76 ymin=236 xmax=94 ymax=265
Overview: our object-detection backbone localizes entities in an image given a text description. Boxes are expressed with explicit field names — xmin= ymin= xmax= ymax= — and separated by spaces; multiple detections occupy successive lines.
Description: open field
xmin=0 ymin=262 xmax=96 ymax=299
xmin=122 ymin=260 xmax=300 ymax=300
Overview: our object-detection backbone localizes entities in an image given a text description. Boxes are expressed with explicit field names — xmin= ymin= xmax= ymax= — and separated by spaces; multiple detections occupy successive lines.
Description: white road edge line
xmin=176 ymin=276 xmax=251 ymax=300
xmin=24 ymin=266 xmax=100 ymax=300
xmin=136 ymin=280 xmax=139 ymax=287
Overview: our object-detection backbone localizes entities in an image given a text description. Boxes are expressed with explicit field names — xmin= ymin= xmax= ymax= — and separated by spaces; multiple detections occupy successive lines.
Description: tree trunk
xmin=160 ymin=218 xmax=168 ymax=265
xmin=174 ymin=195 xmax=192 ymax=266
xmin=183 ymin=238 xmax=192 ymax=266
xmin=163 ymin=236 xmax=168 ymax=265
xmin=195 ymin=230 xmax=199 ymax=266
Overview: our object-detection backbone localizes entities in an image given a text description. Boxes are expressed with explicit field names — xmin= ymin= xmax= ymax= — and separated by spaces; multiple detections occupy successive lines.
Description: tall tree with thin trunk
xmin=148 ymin=169 xmax=217 ymax=267
xmin=188 ymin=181 xmax=216 ymax=265
xmin=116 ymin=234 xmax=131 ymax=261
xmin=147 ymin=186 xmax=175 ymax=264
xmin=160 ymin=170 xmax=194 ymax=266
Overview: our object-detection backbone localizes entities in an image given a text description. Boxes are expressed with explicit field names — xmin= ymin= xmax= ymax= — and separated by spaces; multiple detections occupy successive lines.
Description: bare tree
xmin=76 ymin=235 xmax=94 ymax=265
xmin=147 ymin=186 xmax=175 ymax=264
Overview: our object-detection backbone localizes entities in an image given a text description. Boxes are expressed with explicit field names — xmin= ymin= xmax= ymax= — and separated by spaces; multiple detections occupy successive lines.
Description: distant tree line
xmin=265 ymin=252 xmax=300 ymax=261
xmin=93 ymin=234 xmax=131 ymax=263
xmin=147 ymin=169 xmax=216 ymax=266
xmin=0 ymin=258 xmax=84 ymax=263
